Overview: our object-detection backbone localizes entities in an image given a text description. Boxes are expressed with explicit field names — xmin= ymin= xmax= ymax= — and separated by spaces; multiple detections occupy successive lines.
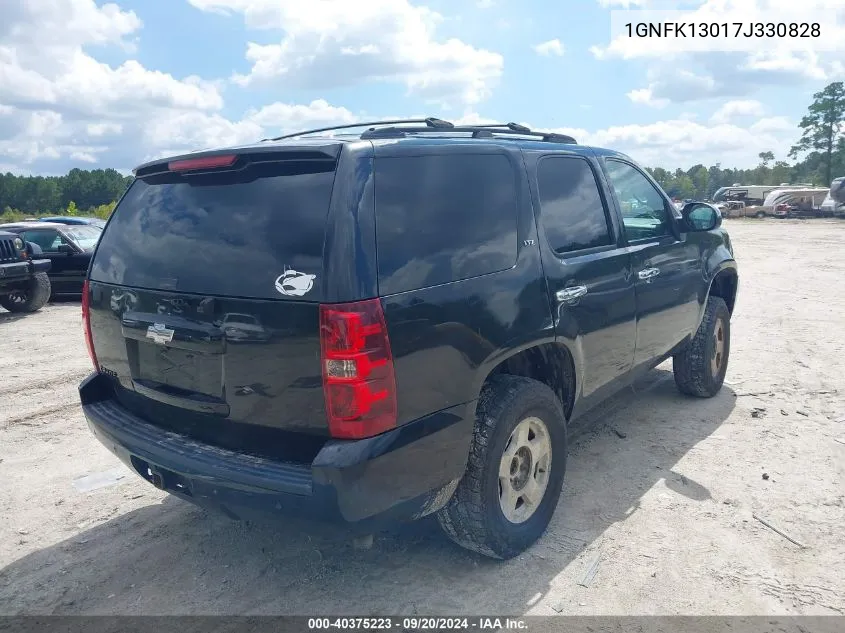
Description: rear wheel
xmin=436 ymin=375 xmax=567 ymax=559
xmin=0 ymin=273 xmax=51 ymax=313
xmin=673 ymin=296 xmax=730 ymax=397
xmin=755 ymin=211 xmax=766 ymax=218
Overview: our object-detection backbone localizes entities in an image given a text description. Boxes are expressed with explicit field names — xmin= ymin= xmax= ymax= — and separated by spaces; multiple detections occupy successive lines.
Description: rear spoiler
xmin=133 ymin=143 xmax=343 ymax=178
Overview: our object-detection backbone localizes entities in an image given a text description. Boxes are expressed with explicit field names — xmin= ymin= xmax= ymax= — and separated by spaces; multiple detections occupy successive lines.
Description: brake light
xmin=319 ymin=299 xmax=397 ymax=439
xmin=81 ymin=280 xmax=100 ymax=372
xmin=168 ymin=154 xmax=237 ymax=172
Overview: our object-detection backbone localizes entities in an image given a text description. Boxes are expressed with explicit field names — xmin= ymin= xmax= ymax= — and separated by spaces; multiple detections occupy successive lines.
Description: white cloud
xmin=87 ymin=122 xmax=124 ymax=137
xmin=187 ymin=0 xmax=503 ymax=107
xmin=246 ymin=99 xmax=358 ymax=131
xmin=593 ymin=0 xmax=845 ymax=104
xmin=709 ymin=99 xmax=765 ymax=124
xmin=0 ymin=1 xmax=801 ymax=178
xmin=533 ymin=39 xmax=564 ymax=57
xmin=577 ymin=117 xmax=795 ymax=168
xmin=70 ymin=151 xmax=99 ymax=163
xmin=0 ymin=1 xmax=224 ymax=117
xmin=470 ymin=105 xmax=793 ymax=169
xmin=619 ymin=50 xmax=841 ymax=107
xmin=0 ymin=0 xmax=141 ymax=47
xmin=0 ymin=0 xmax=233 ymax=172
xmin=627 ymin=87 xmax=668 ymax=108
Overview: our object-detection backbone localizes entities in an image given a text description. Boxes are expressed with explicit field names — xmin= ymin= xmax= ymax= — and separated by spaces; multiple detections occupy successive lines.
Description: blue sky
xmin=1 ymin=0 xmax=844 ymax=175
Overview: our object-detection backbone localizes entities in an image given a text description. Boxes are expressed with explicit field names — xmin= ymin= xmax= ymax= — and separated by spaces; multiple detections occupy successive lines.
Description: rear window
xmin=374 ymin=153 xmax=518 ymax=295
xmin=90 ymin=161 xmax=335 ymax=300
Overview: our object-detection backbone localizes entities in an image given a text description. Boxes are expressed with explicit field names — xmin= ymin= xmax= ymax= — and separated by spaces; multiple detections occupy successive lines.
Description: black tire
xmin=436 ymin=375 xmax=567 ymax=559
xmin=755 ymin=211 xmax=766 ymax=218
xmin=0 ymin=273 xmax=51 ymax=313
xmin=673 ymin=296 xmax=730 ymax=398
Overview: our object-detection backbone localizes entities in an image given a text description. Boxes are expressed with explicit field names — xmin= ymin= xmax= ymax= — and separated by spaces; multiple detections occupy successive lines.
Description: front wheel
xmin=673 ymin=296 xmax=730 ymax=397
xmin=436 ymin=375 xmax=567 ymax=559
xmin=0 ymin=273 xmax=51 ymax=313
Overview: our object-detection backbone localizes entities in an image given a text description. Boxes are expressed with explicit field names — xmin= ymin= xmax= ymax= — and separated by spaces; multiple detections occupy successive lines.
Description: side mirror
xmin=682 ymin=202 xmax=721 ymax=232
xmin=57 ymin=243 xmax=75 ymax=255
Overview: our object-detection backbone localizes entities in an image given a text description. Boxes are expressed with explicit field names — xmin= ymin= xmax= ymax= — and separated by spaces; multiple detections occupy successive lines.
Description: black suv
xmin=78 ymin=119 xmax=738 ymax=559
xmin=0 ymin=230 xmax=52 ymax=313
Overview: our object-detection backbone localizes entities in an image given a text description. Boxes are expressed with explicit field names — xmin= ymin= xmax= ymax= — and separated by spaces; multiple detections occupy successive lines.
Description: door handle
xmin=638 ymin=267 xmax=660 ymax=281
xmin=556 ymin=285 xmax=588 ymax=304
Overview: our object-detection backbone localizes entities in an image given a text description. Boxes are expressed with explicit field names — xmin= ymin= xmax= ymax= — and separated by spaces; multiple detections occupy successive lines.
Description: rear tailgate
xmin=87 ymin=145 xmax=343 ymax=462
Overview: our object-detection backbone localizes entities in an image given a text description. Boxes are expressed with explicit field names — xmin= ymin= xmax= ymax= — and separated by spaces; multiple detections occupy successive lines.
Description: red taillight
xmin=168 ymin=154 xmax=237 ymax=172
xmin=81 ymin=280 xmax=99 ymax=372
xmin=319 ymin=299 xmax=397 ymax=439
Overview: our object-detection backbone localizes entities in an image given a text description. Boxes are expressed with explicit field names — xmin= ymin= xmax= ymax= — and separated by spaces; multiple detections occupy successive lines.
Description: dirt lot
xmin=0 ymin=219 xmax=843 ymax=616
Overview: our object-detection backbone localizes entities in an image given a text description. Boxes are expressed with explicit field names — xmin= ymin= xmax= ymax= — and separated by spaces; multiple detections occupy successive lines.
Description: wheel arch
xmin=476 ymin=342 xmax=577 ymax=421
xmin=707 ymin=262 xmax=738 ymax=315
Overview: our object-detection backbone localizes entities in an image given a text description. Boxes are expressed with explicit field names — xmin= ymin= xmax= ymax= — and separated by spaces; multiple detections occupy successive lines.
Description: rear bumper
xmin=79 ymin=373 xmax=473 ymax=529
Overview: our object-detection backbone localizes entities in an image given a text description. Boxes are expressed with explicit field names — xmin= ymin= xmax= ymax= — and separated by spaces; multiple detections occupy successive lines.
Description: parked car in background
xmin=38 ymin=216 xmax=106 ymax=229
xmin=763 ymin=188 xmax=830 ymax=218
xmin=0 ymin=221 xmax=100 ymax=295
xmin=831 ymin=177 xmax=845 ymax=211
xmin=0 ymin=229 xmax=52 ymax=313
xmin=715 ymin=201 xmax=748 ymax=218
xmin=821 ymin=179 xmax=845 ymax=217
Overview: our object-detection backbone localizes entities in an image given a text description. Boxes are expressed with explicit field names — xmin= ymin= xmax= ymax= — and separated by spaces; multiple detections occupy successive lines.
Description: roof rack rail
xmin=359 ymin=125 xmax=577 ymax=144
xmin=262 ymin=117 xmax=454 ymax=142
xmin=471 ymin=122 xmax=532 ymax=134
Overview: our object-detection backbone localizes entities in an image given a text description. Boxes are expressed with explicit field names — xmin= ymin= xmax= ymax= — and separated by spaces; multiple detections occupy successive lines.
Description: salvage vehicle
xmin=763 ymin=187 xmax=830 ymax=218
xmin=0 ymin=229 xmax=51 ymax=313
xmin=0 ymin=221 xmax=100 ymax=295
xmin=78 ymin=119 xmax=739 ymax=559
xmin=830 ymin=177 xmax=845 ymax=214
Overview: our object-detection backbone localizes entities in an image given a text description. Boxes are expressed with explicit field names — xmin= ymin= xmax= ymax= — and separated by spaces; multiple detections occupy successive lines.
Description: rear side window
xmin=90 ymin=162 xmax=335 ymax=300
xmin=375 ymin=154 xmax=518 ymax=295
xmin=537 ymin=156 xmax=613 ymax=254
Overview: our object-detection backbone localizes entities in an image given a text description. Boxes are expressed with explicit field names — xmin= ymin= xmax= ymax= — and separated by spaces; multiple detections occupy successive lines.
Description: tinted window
xmin=537 ymin=156 xmax=612 ymax=254
xmin=375 ymin=154 xmax=518 ymax=295
xmin=22 ymin=230 xmax=61 ymax=252
xmin=90 ymin=162 xmax=335 ymax=300
xmin=604 ymin=160 xmax=673 ymax=241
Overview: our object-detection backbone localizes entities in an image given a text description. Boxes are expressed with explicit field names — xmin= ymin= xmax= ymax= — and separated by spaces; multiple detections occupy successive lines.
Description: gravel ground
xmin=0 ymin=219 xmax=843 ymax=616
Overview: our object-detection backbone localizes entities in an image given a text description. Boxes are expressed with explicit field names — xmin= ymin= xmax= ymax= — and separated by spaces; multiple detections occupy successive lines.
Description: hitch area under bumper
xmin=78 ymin=373 xmax=474 ymax=530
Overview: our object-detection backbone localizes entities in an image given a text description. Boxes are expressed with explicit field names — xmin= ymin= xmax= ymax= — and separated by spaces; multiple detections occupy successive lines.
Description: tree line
xmin=0 ymin=168 xmax=132 ymax=222
xmin=1 ymin=83 xmax=843 ymax=219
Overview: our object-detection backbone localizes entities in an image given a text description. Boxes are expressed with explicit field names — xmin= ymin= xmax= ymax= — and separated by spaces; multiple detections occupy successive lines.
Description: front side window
xmin=605 ymin=160 xmax=673 ymax=241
